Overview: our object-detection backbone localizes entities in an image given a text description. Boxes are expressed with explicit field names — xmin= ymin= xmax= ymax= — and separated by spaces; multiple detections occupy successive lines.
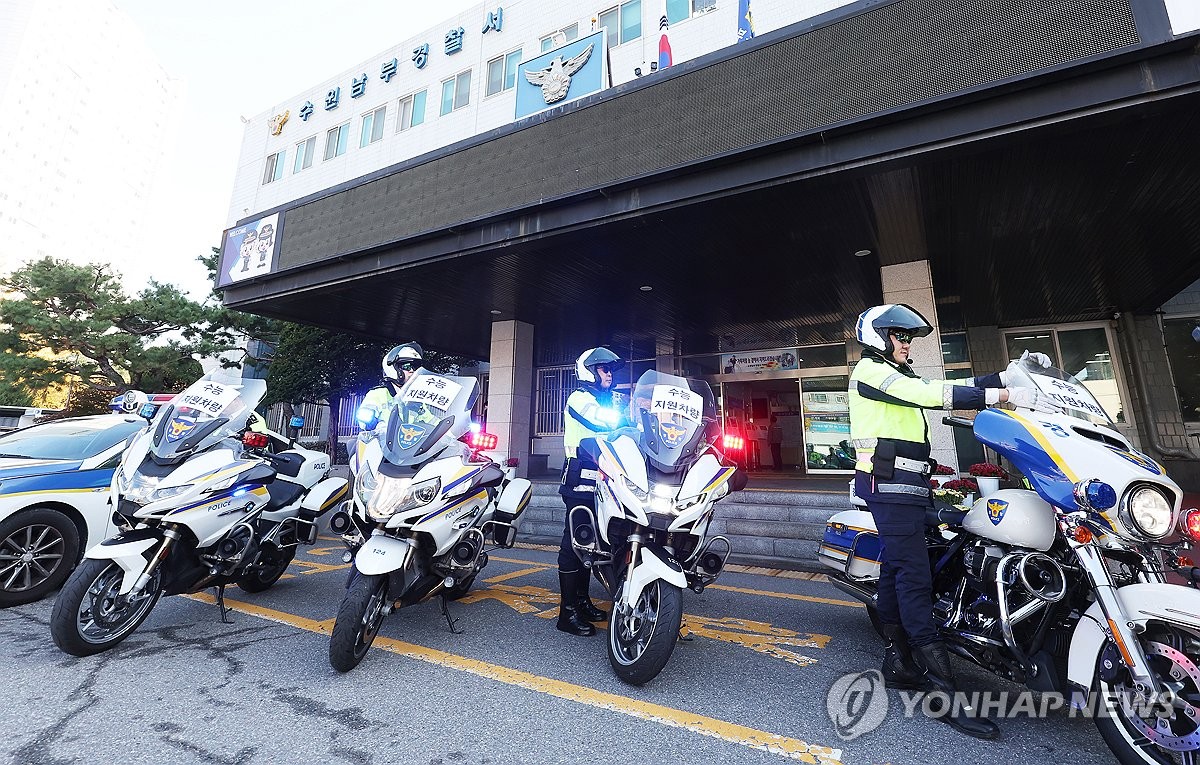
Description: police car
xmin=0 ymin=414 xmax=147 ymax=606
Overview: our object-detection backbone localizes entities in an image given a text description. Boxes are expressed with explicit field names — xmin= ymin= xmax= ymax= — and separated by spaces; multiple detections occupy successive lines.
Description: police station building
xmin=219 ymin=0 xmax=1200 ymax=490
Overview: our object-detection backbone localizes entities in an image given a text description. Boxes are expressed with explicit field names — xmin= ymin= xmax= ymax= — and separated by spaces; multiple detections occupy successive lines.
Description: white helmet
xmin=575 ymin=347 xmax=624 ymax=384
xmin=383 ymin=342 xmax=424 ymax=381
xmin=854 ymin=304 xmax=932 ymax=356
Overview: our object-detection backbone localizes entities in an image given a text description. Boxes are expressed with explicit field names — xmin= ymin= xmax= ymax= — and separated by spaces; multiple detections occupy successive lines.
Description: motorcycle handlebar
xmin=942 ymin=416 xmax=974 ymax=430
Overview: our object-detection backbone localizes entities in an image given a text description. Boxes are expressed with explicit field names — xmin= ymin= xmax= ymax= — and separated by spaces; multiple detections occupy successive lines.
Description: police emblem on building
xmin=524 ymin=44 xmax=593 ymax=104
xmin=269 ymin=110 xmax=290 ymax=136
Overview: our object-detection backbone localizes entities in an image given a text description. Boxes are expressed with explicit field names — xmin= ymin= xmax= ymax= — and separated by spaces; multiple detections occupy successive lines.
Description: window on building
xmin=1003 ymin=325 xmax=1126 ymax=423
xmin=262 ymin=150 xmax=286 ymax=184
xmin=666 ymin=0 xmax=716 ymax=24
xmin=398 ymin=90 xmax=427 ymax=132
xmin=359 ymin=105 xmax=386 ymax=147
xmin=440 ymin=70 xmax=472 ymax=116
xmin=293 ymin=136 xmax=315 ymax=173
xmin=323 ymin=122 xmax=349 ymax=160
xmin=941 ymin=332 xmax=970 ymax=367
xmin=599 ymin=1 xmax=642 ymax=48
xmin=540 ymin=23 xmax=580 ymax=52
xmin=486 ymin=49 xmax=523 ymax=97
xmin=1165 ymin=317 xmax=1200 ymax=424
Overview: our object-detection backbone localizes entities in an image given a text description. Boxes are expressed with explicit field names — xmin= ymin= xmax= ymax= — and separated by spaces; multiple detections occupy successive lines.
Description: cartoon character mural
xmin=219 ymin=213 xmax=282 ymax=286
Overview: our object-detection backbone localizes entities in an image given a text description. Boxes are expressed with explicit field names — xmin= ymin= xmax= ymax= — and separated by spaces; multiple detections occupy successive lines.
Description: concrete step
xmin=518 ymin=483 xmax=850 ymax=572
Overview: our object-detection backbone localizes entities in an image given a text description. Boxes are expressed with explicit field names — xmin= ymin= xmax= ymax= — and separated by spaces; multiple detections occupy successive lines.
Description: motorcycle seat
xmin=265 ymin=480 xmax=305 ymax=510
xmin=926 ymin=501 xmax=967 ymax=528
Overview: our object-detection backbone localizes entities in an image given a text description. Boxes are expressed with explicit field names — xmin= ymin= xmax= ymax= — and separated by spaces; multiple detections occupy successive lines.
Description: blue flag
xmin=737 ymin=0 xmax=755 ymax=43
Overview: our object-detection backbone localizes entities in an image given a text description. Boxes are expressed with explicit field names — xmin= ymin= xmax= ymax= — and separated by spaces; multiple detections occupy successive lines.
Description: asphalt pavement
xmin=0 ymin=539 xmax=1120 ymax=765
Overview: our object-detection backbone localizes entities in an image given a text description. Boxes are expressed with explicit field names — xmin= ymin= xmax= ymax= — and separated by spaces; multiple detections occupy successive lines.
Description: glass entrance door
xmin=800 ymin=375 xmax=853 ymax=473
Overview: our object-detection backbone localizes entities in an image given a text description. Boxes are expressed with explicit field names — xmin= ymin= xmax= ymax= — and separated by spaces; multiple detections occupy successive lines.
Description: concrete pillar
xmin=487 ymin=320 xmax=535 ymax=478
xmin=880 ymin=260 xmax=957 ymax=472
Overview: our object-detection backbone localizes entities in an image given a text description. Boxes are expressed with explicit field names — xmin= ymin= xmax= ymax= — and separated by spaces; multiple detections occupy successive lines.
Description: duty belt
xmin=894 ymin=456 xmax=932 ymax=475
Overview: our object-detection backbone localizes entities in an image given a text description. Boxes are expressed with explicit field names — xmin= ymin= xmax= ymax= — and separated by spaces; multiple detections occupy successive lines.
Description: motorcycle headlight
xmin=356 ymin=461 xmax=379 ymax=505
xmin=408 ymin=478 xmax=440 ymax=507
xmin=622 ymin=476 xmax=648 ymax=501
xmin=123 ymin=473 xmax=192 ymax=505
xmin=675 ymin=492 xmax=707 ymax=512
xmin=1120 ymin=485 xmax=1174 ymax=540
xmin=366 ymin=475 xmax=412 ymax=521
xmin=153 ymin=484 xmax=193 ymax=502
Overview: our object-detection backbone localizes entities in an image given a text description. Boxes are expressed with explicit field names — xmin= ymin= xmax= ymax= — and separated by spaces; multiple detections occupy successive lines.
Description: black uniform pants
xmin=867 ymin=496 xmax=938 ymax=647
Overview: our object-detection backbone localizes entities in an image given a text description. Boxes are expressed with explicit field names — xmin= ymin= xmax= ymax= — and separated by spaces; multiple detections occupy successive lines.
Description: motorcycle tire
xmin=1093 ymin=623 xmax=1200 ymax=764
xmin=328 ymin=573 xmax=388 ymax=673
xmin=236 ymin=548 xmax=296 ymax=593
xmin=50 ymin=558 xmax=162 ymax=657
xmin=607 ymin=575 xmax=683 ymax=686
xmin=0 ymin=507 xmax=81 ymax=608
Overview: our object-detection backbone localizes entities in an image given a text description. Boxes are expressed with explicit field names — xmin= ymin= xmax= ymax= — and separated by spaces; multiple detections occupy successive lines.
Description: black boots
xmin=556 ymin=571 xmax=595 ymax=636
xmin=914 ymin=642 xmax=1001 ymax=740
xmin=575 ymin=574 xmax=606 ymax=623
xmin=880 ymin=623 xmax=926 ymax=691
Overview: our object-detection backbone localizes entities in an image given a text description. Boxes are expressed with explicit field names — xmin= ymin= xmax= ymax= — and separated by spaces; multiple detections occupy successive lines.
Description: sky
xmin=110 ymin=0 xmax=479 ymax=299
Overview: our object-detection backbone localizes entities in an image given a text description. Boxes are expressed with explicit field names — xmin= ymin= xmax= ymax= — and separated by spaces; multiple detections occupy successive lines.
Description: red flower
xmin=967 ymin=462 xmax=1006 ymax=478
xmin=929 ymin=479 xmax=940 ymax=489
xmin=933 ymin=464 xmax=956 ymax=476
xmin=943 ymin=478 xmax=979 ymax=493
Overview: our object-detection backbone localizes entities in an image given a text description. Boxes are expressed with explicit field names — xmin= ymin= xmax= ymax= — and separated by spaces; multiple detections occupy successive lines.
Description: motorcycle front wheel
xmin=328 ymin=573 xmax=388 ymax=673
xmin=50 ymin=559 xmax=162 ymax=656
xmin=1094 ymin=622 xmax=1200 ymax=764
xmin=607 ymin=575 xmax=683 ymax=685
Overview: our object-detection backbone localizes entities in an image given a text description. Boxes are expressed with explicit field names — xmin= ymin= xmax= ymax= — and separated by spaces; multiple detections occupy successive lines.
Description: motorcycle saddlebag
xmin=817 ymin=509 xmax=881 ymax=580
xmin=487 ymin=477 xmax=532 ymax=547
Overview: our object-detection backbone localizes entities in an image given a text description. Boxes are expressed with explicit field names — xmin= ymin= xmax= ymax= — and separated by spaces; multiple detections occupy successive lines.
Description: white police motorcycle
xmin=327 ymin=369 xmax=530 ymax=672
xmin=820 ymin=356 xmax=1200 ymax=764
xmin=50 ymin=372 xmax=348 ymax=656
xmin=569 ymin=370 xmax=745 ymax=685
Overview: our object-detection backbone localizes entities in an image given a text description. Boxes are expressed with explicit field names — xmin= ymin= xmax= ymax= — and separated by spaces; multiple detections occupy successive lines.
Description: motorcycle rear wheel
xmin=607 ymin=575 xmax=683 ymax=686
xmin=236 ymin=548 xmax=296 ymax=593
xmin=1094 ymin=623 xmax=1200 ymax=764
xmin=50 ymin=559 xmax=162 ymax=656
xmin=329 ymin=573 xmax=387 ymax=673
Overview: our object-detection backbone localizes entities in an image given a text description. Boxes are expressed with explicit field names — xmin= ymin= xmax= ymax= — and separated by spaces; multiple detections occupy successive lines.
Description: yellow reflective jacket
xmin=563 ymin=388 xmax=621 ymax=458
xmin=849 ymin=353 xmax=994 ymax=474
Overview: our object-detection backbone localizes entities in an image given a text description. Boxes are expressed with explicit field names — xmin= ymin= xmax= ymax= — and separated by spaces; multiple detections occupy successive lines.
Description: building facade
xmin=221 ymin=0 xmax=1200 ymax=489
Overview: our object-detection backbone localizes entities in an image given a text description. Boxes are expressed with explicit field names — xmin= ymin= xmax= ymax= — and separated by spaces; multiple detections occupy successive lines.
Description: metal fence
xmin=265 ymin=395 xmax=366 ymax=441
xmin=535 ymin=365 xmax=576 ymax=436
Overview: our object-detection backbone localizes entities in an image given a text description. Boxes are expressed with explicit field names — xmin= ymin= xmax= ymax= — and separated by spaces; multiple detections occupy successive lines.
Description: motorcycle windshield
xmin=1005 ymin=356 xmax=1115 ymax=427
xmin=379 ymin=369 xmax=479 ymax=466
xmin=630 ymin=370 xmax=717 ymax=472
xmin=149 ymin=373 xmax=266 ymax=461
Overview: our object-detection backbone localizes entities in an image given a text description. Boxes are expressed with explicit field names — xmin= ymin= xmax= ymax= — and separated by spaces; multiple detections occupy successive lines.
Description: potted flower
xmin=933 ymin=487 xmax=966 ymax=508
xmin=934 ymin=464 xmax=956 ymax=476
xmin=968 ymin=462 xmax=1006 ymax=496
xmin=942 ymin=478 xmax=979 ymax=505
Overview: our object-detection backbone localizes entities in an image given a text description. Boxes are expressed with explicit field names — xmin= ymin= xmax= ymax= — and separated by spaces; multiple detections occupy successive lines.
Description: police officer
xmin=557 ymin=347 xmax=625 ymax=637
xmin=360 ymin=342 xmax=427 ymax=418
xmin=849 ymin=304 xmax=1057 ymax=739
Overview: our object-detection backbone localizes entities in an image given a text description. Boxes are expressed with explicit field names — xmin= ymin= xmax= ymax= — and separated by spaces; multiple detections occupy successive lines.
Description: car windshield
xmin=0 ymin=418 xmax=144 ymax=461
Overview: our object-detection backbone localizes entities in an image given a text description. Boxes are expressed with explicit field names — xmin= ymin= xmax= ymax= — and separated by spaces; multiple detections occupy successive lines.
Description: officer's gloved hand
xmin=1020 ymin=350 xmax=1053 ymax=369
xmin=1007 ymin=386 xmax=1061 ymax=413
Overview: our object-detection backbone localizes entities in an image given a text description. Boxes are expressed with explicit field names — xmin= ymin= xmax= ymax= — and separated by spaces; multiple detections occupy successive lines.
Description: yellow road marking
xmin=184 ymin=592 xmax=843 ymax=764
xmin=305 ymin=546 xmax=345 ymax=557
xmin=483 ymin=566 xmax=547 ymax=584
xmin=291 ymin=559 xmax=349 ymax=575
xmin=707 ymin=584 xmax=864 ymax=609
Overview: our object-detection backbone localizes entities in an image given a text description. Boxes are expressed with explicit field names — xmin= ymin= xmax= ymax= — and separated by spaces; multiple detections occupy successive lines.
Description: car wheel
xmin=0 ymin=507 xmax=81 ymax=607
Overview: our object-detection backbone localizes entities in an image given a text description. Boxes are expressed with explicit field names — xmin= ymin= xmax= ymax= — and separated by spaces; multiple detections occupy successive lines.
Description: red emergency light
xmin=242 ymin=431 xmax=270 ymax=449
xmin=1183 ymin=508 xmax=1200 ymax=542
xmin=467 ymin=431 xmax=498 ymax=451
xmin=722 ymin=434 xmax=745 ymax=451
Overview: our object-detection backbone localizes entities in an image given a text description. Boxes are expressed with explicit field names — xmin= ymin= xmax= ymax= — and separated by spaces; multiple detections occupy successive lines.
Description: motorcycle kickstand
xmin=214 ymin=584 xmax=233 ymax=624
xmin=440 ymin=595 xmax=462 ymax=635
